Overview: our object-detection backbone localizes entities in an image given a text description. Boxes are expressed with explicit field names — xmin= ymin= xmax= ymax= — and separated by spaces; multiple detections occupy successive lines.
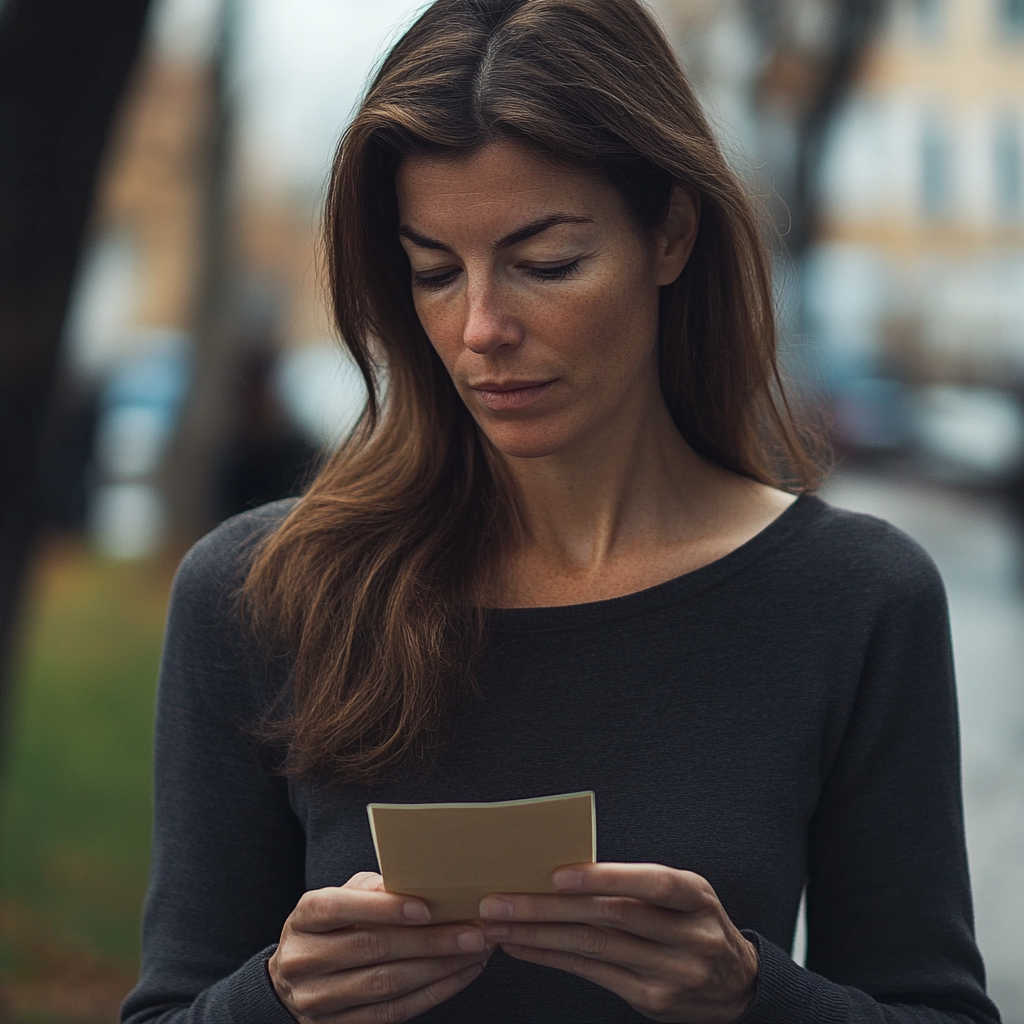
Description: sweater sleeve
xmin=121 ymin=505 xmax=305 ymax=1024
xmin=738 ymin=528 xmax=1000 ymax=1024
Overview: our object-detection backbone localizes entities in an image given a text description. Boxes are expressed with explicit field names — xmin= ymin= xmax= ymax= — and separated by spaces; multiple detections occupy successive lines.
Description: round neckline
xmin=486 ymin=492 xmax=824 ymax=634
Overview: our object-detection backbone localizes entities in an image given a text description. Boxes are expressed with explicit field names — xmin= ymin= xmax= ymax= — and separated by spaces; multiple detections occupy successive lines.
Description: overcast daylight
xmin=2 ymin=0 xmax=1024 ymax=1020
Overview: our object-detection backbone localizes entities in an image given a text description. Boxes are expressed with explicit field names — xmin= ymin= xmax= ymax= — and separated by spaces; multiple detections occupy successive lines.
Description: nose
xmin=462 ymin=275 xmax=523 ymax=354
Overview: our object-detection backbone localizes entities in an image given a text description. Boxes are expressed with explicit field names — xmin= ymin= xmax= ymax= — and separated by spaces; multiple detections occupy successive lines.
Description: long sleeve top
xmin=120 ymin=494 xmax=1001 ymax=1024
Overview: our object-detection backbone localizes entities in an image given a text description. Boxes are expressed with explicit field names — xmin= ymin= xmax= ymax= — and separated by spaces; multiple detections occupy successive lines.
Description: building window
xmin=998 ymin=0 xmax=1024 ymax=36
xmin=921 ymin=112 xmax=952 ymax=218
xmin=994 ymin=113 xmax=1023 ymax=218
xmin=913 ymin=0 xmax=944 ymax=39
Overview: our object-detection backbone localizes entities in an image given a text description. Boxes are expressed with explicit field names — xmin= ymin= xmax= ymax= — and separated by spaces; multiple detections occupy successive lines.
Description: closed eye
xmin=526 ymin=260 xmax=582 ymax=283
xmin=413 ymin=268 xmax=460 ymax=291
xmin=412 ymin=259 xmax=584 ymax=291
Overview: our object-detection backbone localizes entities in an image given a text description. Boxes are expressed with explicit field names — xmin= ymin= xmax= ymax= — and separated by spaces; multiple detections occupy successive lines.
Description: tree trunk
xmin=160 ymin=0 xmax=241 ymax=543
xmin=0 ymin=0 xmax=153 ymax=752
xmin=745 ymin=0 xmax=888 ymax=260
xmin=790 ymin=0 xmax=887 ymax=258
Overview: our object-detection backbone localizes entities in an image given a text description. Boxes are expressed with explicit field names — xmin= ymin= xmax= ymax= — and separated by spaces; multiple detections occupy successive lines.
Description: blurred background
xmin=0 ymin=0 xmax=1022 ymax=1019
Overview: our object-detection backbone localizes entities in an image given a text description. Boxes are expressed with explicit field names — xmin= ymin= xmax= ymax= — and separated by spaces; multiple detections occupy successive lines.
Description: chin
xmin=479 ymin=422 xmax=580 ymax=461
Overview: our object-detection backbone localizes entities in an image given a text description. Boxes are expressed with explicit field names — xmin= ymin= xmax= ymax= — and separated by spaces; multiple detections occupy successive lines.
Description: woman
xmin=121 ymin=0 xmax=1001 ymax=1021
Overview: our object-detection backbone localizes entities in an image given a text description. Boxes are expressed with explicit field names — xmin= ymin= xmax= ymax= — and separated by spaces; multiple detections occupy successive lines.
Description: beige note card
xmin=367 ymin=791 xmax=596 ymax=923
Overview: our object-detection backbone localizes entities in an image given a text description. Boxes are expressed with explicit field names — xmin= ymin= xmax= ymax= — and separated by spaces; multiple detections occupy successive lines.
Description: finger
xmin=325 ymin=922 xmax=490 ymax=968
xmin=332 ymin=960 xmax=486 ymax=1023
xmin=316 ymin=953 xmax=489 ymax=1015
xmin=550 ymin=863 xmax=716 ymax=913
xmin=292 ymin=886 xmax=431 ymax=933
xmin=480 ymin=892 xmax=683 ymax=944
xmin=278 ymin=923 xmax=489 ymax=982
xmin=480 ymin=921 xmax=671 ymax=973
xmin=500 ymin=942 xmax=650 ymax=1006
xmin=344 ymin=871 xmax=385 ymax=892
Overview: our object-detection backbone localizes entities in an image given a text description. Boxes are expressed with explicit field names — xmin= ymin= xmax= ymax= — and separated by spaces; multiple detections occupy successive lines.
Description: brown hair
xmin=245 ymin=0 xmax=826 ymax=784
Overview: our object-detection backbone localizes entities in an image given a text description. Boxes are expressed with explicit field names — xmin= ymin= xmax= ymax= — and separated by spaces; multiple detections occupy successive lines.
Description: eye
xmin=413 ymin=268 xmax=461 ymax=291
xmin=526 ymin=260 xmax=582 ymax=283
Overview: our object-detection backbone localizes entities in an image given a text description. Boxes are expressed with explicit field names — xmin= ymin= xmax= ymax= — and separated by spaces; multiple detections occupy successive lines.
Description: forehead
xmin=395 ymin=141 xmax=623 ymax=240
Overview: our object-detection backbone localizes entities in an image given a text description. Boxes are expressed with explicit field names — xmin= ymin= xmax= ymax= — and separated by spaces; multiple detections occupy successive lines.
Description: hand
xmin=268 ymin=871 xmax=493 ymax=1022
xmin=479 ymin=862 xmax=758 ymax=1023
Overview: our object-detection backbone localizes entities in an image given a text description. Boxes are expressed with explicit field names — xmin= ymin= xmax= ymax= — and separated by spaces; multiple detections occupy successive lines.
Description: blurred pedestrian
xmin=218 ymin=347 xmax=318 ymax=520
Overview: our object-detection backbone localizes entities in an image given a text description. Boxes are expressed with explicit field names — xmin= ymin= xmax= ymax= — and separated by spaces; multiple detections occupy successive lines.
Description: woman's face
xmin=396 ymin=140 xmax=696 ymax=460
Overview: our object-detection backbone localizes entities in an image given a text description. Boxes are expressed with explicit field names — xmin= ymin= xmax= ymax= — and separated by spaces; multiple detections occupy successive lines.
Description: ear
xmin=653 ymin=187 xmax=699 ymax=286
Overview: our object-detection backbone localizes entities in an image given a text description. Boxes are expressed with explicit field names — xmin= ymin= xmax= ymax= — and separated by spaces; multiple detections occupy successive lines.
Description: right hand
xmin=268 ymin=871 xmax=493 ymax=1022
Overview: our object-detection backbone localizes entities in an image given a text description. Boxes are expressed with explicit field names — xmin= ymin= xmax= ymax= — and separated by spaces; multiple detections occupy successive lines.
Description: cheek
xmin=556 ymin=269 xmax=658 ymax=374
xmin=412 ymin=295 xmax=463 ymax=371
xmin=409 ymin=255 xmax=658 ymax=383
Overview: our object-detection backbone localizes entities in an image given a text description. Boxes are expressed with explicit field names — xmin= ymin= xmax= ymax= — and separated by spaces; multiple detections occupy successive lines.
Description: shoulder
xmin=784 ymin=493 xmax=946 ymax=608
xmin=169 ymin=498 xmax=298 ymax=622
xmin=159 ymin=501 xmax=299 ymax=719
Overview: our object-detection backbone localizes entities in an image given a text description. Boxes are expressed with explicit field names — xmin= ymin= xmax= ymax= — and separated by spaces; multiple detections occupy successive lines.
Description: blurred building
xmin=803 ymin=0 xmax=1024 ymax=479
xmin=653 ymin=0 xmax=1024 ymax=476
xmin=809 ymin=0 xmax=1024 ymax=388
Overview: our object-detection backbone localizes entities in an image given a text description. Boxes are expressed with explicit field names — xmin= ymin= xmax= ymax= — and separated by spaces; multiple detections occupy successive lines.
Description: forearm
xmin=120 ymin=509 xmax=305 ymax=1024
xmin=738 ymin=934 xmax=996 ymax=1024
xmin=122 ymin=946 xmax=294 ymax=1024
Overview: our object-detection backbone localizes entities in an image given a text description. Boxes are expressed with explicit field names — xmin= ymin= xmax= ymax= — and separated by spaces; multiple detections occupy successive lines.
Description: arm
xmin=121 ymin=509 xmax=306 ymax=1024
xmin=121 ymin=507 xmax=494 ymax=1024
xmin=740 ymin=541 xmax=1000 ymax=1024
xmin=473 ymin=535 xmax=1000 ymax=1024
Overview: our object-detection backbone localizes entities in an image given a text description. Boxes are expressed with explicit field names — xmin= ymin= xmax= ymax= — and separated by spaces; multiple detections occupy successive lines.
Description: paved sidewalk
xmin=824 ymin=471 xmax=1024 ymax=1022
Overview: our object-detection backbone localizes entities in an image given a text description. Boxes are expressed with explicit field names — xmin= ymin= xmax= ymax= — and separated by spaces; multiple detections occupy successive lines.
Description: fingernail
xmin=402 ymin=901 xmax=430 ymax=922
xmin=552 ymin=868 xmax=583 ymax=890
xmin=482 ymin=923 xmax=510 ymax=940
xmin=479 ymin=897 xmax=514 ymax=919
xmin=458 ymin=961 xmax=485 ymax=979
xmin=456 ymin=929 xmax=485 ymax=952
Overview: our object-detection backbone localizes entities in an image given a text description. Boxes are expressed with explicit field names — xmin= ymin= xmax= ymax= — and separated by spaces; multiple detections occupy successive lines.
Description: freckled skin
xmin=396 ymin=140 xmax=793 ymax=610
xmin=396 ymin=142 xmax=677 ymax=461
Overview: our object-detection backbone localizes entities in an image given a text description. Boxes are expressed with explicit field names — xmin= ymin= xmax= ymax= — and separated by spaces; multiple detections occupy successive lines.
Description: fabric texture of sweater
xmin=121 ymin=494 xmax=1001 ymax=1024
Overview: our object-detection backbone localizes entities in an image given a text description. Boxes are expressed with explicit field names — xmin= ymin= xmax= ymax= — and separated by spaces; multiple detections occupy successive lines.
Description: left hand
xmin=478 ymin=862 xmax=758 ymax=1023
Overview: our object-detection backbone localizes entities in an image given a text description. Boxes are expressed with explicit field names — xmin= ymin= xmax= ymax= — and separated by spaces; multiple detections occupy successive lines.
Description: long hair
xmin=244 ymin=0 xmax=827 ymax=784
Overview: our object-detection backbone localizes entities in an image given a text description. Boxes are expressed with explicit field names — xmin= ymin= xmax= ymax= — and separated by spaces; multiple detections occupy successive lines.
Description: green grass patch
xmin=0 ymin=540 xmax=177 ymax=1021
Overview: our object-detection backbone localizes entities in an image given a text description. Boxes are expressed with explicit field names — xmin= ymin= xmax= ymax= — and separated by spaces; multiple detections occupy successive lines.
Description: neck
xmin=498 ymin=386 xmax=716 ymax=575
xmin=482 ymin=378 xmax=796 ymax=609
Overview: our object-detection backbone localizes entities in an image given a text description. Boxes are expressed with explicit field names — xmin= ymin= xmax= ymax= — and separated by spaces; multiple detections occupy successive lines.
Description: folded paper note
xmin=367 ymin=791 xmax=596 ymax=923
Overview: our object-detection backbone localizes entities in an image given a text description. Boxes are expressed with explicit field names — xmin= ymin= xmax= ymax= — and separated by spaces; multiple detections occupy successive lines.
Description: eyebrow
xmin=397 ymin=214 xmax=594 ymax=253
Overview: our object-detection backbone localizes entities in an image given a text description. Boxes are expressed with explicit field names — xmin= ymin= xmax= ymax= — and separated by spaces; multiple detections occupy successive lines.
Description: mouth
xmin=468 ymin=379 xmax=558 ymax=411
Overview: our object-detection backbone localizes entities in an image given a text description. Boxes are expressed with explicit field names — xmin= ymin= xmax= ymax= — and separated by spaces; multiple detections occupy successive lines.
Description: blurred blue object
xmin=274 ymin=342 xmax=369 ymax=449
xmin=95 ymin=330 xmax=193 ymax=481
xmin=100 ymin=329 xmax=192 ymax=412
xmin=911 ymin=385 xmax=1024 ymax=485
xmin=833 ymin=377 xmax=912 ymax=452
xmin=94 ymin=405 xmax=177 ymax=480
xmin=831 ymin=377 xmax=1024 ymax=487
xmin=88 ymin=330 xmax=193 ymax=557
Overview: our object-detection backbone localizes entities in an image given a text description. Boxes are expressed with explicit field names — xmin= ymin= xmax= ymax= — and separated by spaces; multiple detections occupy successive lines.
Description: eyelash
xmin=412 ymin=260 xmax=583 ymax=291
xmin=530 ymin=260 xmax=582 ymax=283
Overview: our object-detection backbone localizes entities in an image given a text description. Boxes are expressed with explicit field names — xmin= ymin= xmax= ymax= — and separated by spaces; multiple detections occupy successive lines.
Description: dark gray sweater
xmin=121 ymin=495 xmax=1000 ymax=1024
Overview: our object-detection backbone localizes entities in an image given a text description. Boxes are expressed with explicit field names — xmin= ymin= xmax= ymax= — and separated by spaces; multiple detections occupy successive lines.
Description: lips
xmin=469 ymin=379 xmax=557 ymax=411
